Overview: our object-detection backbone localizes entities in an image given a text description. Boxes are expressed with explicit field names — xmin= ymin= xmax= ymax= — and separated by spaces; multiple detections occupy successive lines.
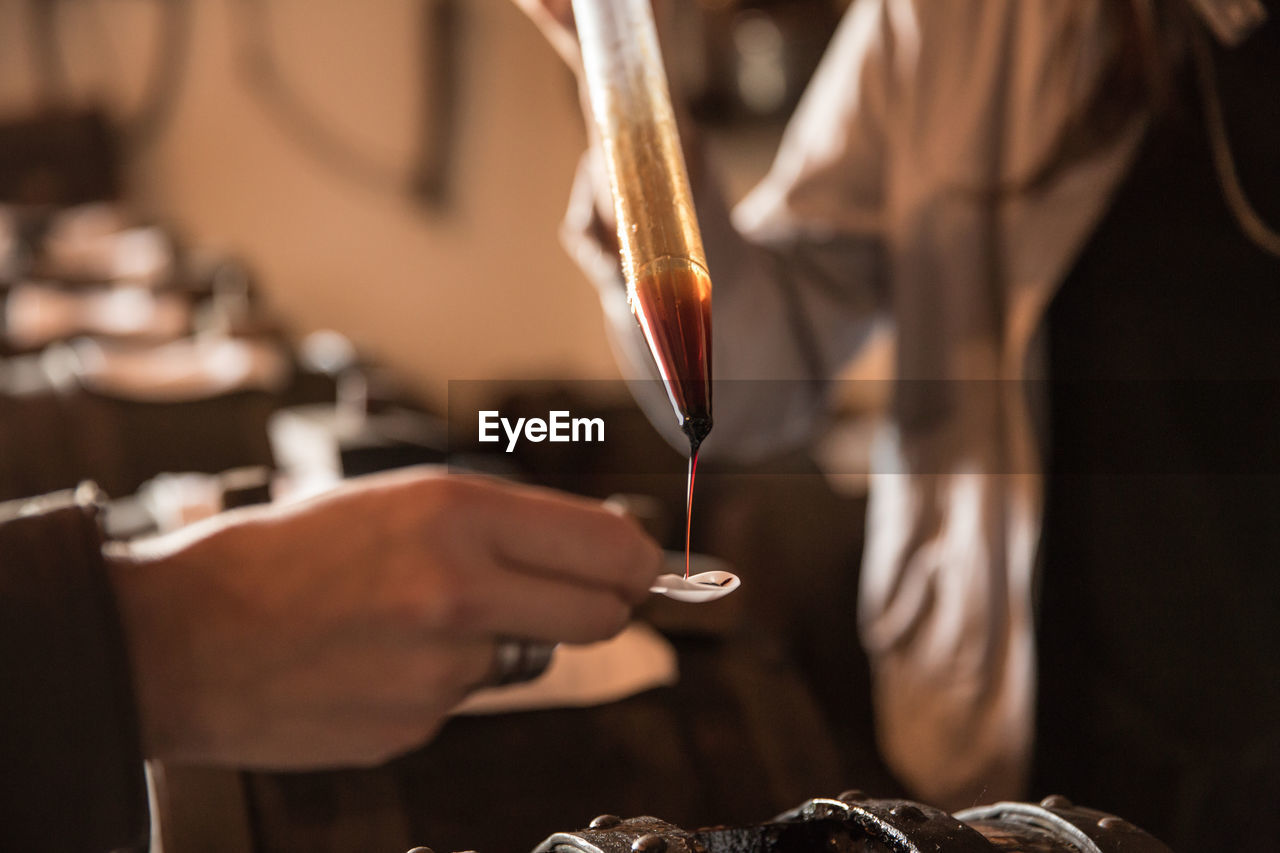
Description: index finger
xmin=457 ymin=478 xmax=664 ymax=602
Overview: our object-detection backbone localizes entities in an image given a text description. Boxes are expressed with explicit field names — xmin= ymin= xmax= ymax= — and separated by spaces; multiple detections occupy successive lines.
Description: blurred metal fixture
xmin=512 ymin=792 xmax=1174 ymax=853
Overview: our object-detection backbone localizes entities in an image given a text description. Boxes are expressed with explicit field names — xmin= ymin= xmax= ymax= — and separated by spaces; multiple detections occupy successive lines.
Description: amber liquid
xmin=631 ymin=258 xmax=712 ymax=579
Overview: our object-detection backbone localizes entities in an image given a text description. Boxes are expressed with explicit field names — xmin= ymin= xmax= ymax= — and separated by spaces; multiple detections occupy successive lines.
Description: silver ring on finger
xmin=489 ymin=638 xmax=556 ymax=686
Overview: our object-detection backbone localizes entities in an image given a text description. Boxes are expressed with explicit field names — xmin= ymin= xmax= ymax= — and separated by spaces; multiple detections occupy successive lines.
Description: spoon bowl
xmin=650 ymin=569 xmax=741 ymax=603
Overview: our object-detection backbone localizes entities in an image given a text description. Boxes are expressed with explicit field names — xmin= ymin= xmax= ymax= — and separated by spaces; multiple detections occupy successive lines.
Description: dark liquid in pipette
xmin=632 ymin=260 xmax=713 ymax=581
xmin=632 ymin=260 xmax=712 ymax=435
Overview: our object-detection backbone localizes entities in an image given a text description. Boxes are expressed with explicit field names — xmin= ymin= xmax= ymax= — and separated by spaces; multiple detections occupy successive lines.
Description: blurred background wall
xmin=0 ymin=0 xmax=621 ymax=406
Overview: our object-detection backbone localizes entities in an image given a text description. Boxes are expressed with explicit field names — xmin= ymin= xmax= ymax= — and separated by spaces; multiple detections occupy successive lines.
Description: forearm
xmin=565 ymin=139 xmax=884 ymax=460
xmin=563 ymin=2 xmax=890 ymax=460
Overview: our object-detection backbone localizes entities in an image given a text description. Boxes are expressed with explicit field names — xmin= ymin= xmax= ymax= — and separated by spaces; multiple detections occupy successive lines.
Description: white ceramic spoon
xmin=649 ymin=570 xmax=741 ymax=603
xmin=649 ymin=553 xmax=741 ymax=603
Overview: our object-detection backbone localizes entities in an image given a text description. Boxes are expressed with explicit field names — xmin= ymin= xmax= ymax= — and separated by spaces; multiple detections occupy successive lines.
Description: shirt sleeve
xmin=562 ymin=0 xmax=895 ymax=460
xmin=0 ymin=488 xmax=150 ymax=852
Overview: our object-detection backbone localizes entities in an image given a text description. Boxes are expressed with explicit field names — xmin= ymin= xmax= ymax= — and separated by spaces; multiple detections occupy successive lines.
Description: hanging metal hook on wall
xmin=231 ymin=0 xmax=463 ymax=210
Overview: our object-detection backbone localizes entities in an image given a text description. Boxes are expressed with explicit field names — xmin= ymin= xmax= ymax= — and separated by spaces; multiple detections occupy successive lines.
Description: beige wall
xmin=1 ymin=0 xmax=623 ymax=405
